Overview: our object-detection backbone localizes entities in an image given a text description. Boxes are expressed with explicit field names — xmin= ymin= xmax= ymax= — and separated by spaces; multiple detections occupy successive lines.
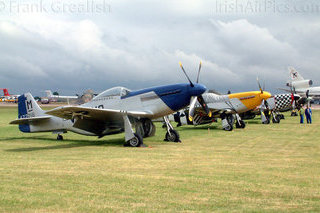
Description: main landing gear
xmin=221 ymin=113 xmax=234 ymax=131
xmin=271 ymin=112 xmax=281 ymax=124
xmin=163 ymin=116 xmax=181 ymax=142
xmin=235 ymin=114 xmax=246 ymax=129
xmin=123 ymin=115 xmax=143 ymax=147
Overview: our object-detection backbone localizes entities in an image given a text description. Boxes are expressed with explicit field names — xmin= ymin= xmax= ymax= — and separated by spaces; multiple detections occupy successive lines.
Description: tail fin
xmin=45 ymin=90 xmax=53 ymax=98
xmin=288 ymin=67 xmax=304 ymax=81
xmin=18 ymin=93 xmax=45 ymax=132
xmin=18 ymin=93 xmax=44 ymax=118
xmin=3 ymin=88 xmax=10 ymax=96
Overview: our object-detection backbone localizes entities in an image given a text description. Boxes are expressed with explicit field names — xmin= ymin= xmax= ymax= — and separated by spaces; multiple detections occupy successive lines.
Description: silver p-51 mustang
xmin=10 ymin=63 xmax=208 ymax=147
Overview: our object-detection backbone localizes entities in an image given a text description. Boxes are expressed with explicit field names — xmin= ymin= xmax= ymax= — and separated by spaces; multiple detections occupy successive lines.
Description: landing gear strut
xmin=235 ymin=114 xmax=246 ymax=129
xmin=272 ymin=111 xmax=281 ymax=124
xmin=163 ymin=116 xmax=181 ymax=142
xmin=123 ymin=115 xmax=143 ymax=147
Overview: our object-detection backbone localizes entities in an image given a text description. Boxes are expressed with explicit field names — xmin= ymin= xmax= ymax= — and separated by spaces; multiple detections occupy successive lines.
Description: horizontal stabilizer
xmin=10 ymin=116 xmax=52 ymax=125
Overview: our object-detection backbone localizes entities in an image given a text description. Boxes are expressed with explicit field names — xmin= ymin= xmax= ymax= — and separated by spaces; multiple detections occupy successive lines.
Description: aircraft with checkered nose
xmin=10 ymin=63 xmax=207 ymax=147
xmin=240 ymin=92 xmax=302 ymax=124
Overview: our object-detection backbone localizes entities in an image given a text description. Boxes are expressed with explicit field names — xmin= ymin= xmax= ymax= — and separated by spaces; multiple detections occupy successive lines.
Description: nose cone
xmin=260 ymin=91 xmax=272 ymax=100
xmin=190 ymin=83 xmax=207 ymax=96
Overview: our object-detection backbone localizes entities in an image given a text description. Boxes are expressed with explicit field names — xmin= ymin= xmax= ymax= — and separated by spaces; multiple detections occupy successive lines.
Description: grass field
xmin=0 ymin=106 xmax=320 ymax=212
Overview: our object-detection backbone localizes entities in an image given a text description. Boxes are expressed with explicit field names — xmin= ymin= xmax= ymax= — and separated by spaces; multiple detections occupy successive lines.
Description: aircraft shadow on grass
xmin=176 ymin=125 xmax=220 ymax=132
xmin=2 ymin=136 xmax=125 ymax=152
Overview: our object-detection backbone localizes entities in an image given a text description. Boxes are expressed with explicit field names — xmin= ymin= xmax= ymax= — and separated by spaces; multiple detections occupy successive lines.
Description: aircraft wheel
xmin=165 ymin=130 xmax=181 ymax=142
xmin=127 ymin=133 xmax=143 ymax=147
xmin=223 ymin=124 xmax=233 ymax=131
xmin=291 ymin=112 xmax=298 ymax=116
xmin=272 ymin=116 xmax=280 ymax=124
xmin=142 ymin=119 xmax=155 ymax=138
xmin=262 ymin=119 xmax=270 ymax=124
xmin=57 ymin=135 xmax=63 ymax=141
xmin=236 ymin=120 xmax=246 ymax=129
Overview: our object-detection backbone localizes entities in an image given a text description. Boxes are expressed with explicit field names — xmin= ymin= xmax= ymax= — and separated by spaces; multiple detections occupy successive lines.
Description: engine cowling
xmin=288 ymin=80 xmax=313 ymax=88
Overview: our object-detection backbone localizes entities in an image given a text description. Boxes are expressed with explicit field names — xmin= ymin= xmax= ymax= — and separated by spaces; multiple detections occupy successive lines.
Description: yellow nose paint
xmin=228 ymin=91 xmax=272 ymax=110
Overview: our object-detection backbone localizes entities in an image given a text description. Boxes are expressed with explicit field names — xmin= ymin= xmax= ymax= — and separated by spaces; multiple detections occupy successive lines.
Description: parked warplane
xmin=172 ymin=66 xmax=272 ymax=131
xmin=0 ymin=88 xmax=19 ymax=102
xmin=44 ymin=90 xmax=78 ymax=104
xmin=241 ymin=92 xmax=302 ymax=124
xmin=10 ymin=63 xmax=208 ymax=147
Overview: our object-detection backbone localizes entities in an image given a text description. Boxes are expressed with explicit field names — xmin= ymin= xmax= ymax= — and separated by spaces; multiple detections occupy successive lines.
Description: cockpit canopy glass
xmin=93 ymin=87 xmax=131 ymax=100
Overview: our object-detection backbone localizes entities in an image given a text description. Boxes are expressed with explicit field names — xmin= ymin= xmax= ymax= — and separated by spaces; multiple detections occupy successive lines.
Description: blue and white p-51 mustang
xmin=10 ymin=64 xmax=208 ymax=147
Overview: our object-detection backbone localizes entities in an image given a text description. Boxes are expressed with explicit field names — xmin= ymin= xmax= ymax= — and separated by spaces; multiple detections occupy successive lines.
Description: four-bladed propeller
xmin=179 ymin=61 xmax=211 ymax=121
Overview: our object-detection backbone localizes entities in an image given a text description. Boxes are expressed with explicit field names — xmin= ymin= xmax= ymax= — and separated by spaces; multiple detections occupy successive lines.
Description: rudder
xmin=288 ymin=67 xmax=304 ymax=82
xmin=18 ymin=93 xmax=44 ymax=132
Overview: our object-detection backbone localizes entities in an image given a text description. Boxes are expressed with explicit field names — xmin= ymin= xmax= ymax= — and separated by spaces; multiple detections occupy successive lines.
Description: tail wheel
xmin=127 ymin=133 xmax=143 ymax=147
xmin=57 ymin=135 xmax=63 ymax=141
xmin=165 ymin=130 xmax=181 ymax=143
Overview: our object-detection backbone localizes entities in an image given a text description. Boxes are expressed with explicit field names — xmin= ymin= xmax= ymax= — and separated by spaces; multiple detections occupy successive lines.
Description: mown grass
xmin=0 ymin=106 xmax=319 ymax=212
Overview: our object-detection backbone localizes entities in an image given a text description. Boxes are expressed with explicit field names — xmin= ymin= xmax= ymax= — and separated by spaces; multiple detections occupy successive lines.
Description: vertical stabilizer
xmin=288 ymin=67 xmax=304 ymax=82
xmin=3 ymin=88 xmax=10 ymax=96
xmin=18 ymin=93 xmax=45 ymax=132
xmin=45 ymin=90 xmax=54 ymax=98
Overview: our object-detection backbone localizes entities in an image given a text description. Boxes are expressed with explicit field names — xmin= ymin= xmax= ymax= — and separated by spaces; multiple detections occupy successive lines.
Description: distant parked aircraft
xmin=0 ymin=88 xmax=19 ymax=102
xmin=285 ymin=67 xmax=320 ymax=99
xmin=43 ymin=90 xmax=78 ymax=104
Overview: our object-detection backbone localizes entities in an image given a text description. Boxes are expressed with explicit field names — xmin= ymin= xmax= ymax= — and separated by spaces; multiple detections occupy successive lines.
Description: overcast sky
xmin=0 ymin=0 xmax=320 ymax=96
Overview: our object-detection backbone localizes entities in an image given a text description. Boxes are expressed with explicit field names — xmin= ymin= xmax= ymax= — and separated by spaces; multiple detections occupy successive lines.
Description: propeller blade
xmin=188 ymin=96 xmax=198 ymax=121
xmin=179 ymin=62 xmax=194 ymax=87
xmin=196 ymin=61 xmax=202 ymax=83
xmin=197 ymin=95 xmax=211 ymax=116
xmin=257 ymin=77 xmax=263 ymax=94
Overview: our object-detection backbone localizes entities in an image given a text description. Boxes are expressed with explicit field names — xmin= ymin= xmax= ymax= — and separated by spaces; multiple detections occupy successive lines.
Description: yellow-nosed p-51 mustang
xmin=173 ymin=85 xmax=271 ymax=131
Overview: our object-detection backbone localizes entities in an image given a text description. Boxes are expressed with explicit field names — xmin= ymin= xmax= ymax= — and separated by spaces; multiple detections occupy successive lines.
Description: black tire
xmin=142 ymin=119 xmax=156 ymax=138
xmin=272 ymin=116 xmax=280 ymax=123
xmin=236 ymin=120 xmax=246 ymax=129
xmin=279 ymin=114 xmax=285 ymax=120
xmin=223 ymin=124 xmax=233 ymax=131
xmin=165 ymin=130 xmax=181 ymax=142
xmin=262 ymin=119 xmax=270 ymax=124
xmin=127 ymin=133 xmax=143 ymax=147
xmin=57 ymin=135 xmax=63 ymax=140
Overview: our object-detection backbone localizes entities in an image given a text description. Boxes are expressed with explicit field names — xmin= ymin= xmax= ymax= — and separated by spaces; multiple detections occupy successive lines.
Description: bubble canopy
xmin=93 ymin=87 xmax=131 ymax=100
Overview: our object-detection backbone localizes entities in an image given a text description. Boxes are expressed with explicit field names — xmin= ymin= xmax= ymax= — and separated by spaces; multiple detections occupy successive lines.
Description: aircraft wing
xmin=46 ymin=106 xmax=154 ymax=135
xmin=45 ymin=106 xmax=153 ymax=121
xmin=10 ymin=116 xmax=52 ymax=125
